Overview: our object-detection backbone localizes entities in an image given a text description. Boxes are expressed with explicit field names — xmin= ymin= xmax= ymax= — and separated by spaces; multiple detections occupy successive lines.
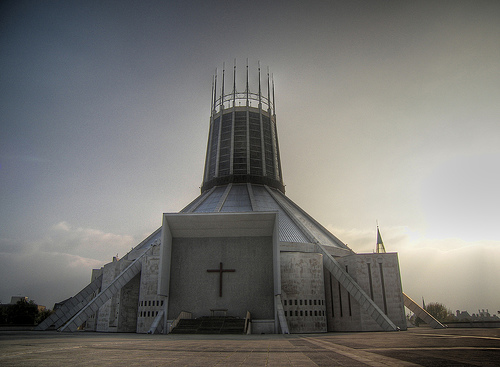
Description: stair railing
xmin=244 ymin=311 xmax=251 ymax=334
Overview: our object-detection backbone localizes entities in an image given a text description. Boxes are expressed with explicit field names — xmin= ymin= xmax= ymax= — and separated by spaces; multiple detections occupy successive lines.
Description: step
xmin=171 ymin=317 xmax=246 ymax=334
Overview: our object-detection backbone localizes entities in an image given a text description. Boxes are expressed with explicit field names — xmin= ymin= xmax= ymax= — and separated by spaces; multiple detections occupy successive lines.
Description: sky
xmin=1 ymin=1 xmax=499 ymax=315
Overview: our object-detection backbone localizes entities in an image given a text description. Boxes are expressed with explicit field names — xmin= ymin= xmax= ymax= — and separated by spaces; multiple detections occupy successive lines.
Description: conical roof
xmin=182 ymin=183 xmax=353 ymax=256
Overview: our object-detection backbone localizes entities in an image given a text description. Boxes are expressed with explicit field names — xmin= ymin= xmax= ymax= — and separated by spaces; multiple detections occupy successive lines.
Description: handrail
xmin=244 ymin=311 xmax=251 ymax=334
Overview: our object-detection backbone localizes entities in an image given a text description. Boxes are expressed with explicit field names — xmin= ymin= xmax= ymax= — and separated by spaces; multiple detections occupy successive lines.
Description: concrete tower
xmin=201 ymin=62 xmax=284 ymax=193
xmin=38 ymin=62 xmax=418 ymax=334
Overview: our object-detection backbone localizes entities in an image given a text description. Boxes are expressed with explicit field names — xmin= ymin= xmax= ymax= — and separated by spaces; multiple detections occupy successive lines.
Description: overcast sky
xmin=1 ymin=1 xmax=499 ymax=315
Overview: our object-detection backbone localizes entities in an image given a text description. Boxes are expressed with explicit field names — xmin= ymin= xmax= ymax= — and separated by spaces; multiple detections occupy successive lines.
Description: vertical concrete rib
xmin=246 ymin=61 xmax=251 ymax=175
xmin=267 ymin=69 xmax=278 ymax=180
xmin=246 ymin=183 xmax=255 ymax=211
xmin=215 ymin=66 xmax=225 ymax=177
xmin=215 ymin=183 xmax=232 ymax=212
xmin=203 ymin=73 xmax=215 ymax=183
xmin=229 ymin=61 xmax=236 ymax=174
xmin=182 ymin=186 xmax=216 ymax=213
xmin=258 ymin=62 xmax=266 ymax=176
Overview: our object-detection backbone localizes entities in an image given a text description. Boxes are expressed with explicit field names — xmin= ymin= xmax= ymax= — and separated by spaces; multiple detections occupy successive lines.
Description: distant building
xmin=0 ymin=296 xmax=28 ymax=312
xmin=10 ymin=296 xmax=28 ymax=304
xmin=0 ymin=296 xmax=46 ymax=325
xmin=456 ymin=309 xmax=499 ymax=322
xmin=39 ymin=63 xmax=417 ymax=334
xmin=4 ymin=296 xmax=46 ymax=311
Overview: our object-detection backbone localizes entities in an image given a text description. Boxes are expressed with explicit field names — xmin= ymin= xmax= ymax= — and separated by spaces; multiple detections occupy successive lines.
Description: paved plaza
xmin=0 ymin=327 xmax=499 ymax=366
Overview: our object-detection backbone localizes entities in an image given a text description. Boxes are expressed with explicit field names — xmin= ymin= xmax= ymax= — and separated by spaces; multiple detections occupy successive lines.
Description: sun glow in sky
xmin=1 ymin=1 xmax=499 ymax=314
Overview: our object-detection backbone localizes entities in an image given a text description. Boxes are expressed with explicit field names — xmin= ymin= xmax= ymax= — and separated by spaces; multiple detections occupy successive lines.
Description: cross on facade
xmin=207 ymin=262 xmax=235 ymax=297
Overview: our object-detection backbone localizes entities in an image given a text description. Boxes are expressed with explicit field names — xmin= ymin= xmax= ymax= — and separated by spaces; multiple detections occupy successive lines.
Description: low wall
xmin=445 ymin=321 xmax=500 ymax=328
xmin=0 ymin=326 xmax=34 ymax=331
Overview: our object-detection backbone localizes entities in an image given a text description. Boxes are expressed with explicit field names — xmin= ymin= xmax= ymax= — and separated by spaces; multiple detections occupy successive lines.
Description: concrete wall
xmin=168 ymin=236 xmax=274 ymax=321
xmin=280 ymin=252 xmax=327 ymax=333
xmin=117 ymin=273 xmax=140 ymax=332
xmin=325 ymin=253 xmax=406 ymax=331
xmin=96 ymin=259 xmax=122 ymax=332
xmin=136 ymin=244 xmax=161 ymax=333
xmin=95 ymin=256 xmax=143 ymax=333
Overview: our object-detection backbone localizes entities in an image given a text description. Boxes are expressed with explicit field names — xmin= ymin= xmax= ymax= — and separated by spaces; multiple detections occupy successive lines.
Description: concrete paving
xmin=0 ymin=327 xmax=499 ymax=366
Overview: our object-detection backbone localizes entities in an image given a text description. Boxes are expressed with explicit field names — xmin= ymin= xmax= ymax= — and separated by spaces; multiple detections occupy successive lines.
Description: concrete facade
xmin=280 ymin=252 xmax=327 ymax=333
xmin=136 ymin=244 xmax=162 ymax=334
xmin=76 ymin=227 xmax=407 ymax=334
xmin=168 ymin=236 xmax=274 ymax=320
xmin=325 ymin=253 xmax=406 ymax=331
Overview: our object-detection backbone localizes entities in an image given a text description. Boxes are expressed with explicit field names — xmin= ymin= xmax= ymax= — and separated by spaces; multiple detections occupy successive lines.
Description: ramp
xmin=59 ymin=245 xmax=153 ymax=332
xmin=35 ymin=275 xmax=103 ymax=331
xmin=403 ymin=293 xmax=445 ymax=329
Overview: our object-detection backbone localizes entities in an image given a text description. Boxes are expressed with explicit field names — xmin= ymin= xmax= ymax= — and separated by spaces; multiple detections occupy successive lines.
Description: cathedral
xmin=37 ymin=63 xmax=431 ymax=334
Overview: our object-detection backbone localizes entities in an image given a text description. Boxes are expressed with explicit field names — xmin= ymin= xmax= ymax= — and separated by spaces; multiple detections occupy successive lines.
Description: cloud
xmin=0 ymin=154 xmax=52 ymax=164
xmin=0 ymin=221 xmax=137 ymax=307
xmin=420 ymin=153 xmax=500 ymax=242
xmin=0 ymin=249 xmax=103 ymax=308
xmin=399 ymin=239 xmax=500 ymax=313
xmin=39 ymin=221 xmax=136 ymax=260
xmin=0 ymin=237 xmax=33 ymax=254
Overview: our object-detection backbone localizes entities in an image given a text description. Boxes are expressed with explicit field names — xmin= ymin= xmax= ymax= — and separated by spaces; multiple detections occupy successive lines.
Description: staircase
xmin=35 ymin=274 xmax=103 ymax=331
xmin=170 ymin=317 xmax=246 ymax=334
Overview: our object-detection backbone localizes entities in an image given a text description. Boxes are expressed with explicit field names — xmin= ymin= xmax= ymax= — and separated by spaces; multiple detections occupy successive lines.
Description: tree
xmin=36 ymin=308 xmax=52 ymax=325
xmin=6 ymin=299 xmax=39 ymax=325
xmin=0 ymin=306 xmax=8 ymax=325
xmin=408 ymin=302 xmax=456 ymax=326
xmin=425 ymin=302 xmax=456 ymax=323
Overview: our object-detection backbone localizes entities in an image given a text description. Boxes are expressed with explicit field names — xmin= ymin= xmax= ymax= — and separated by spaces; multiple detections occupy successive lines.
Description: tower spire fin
xmin=258 ymin=61 xmax=262 ymax=106
xmin=221 ymin=62 xmax=225 ymax=109
xmin=246 ymin=58 xmax=249 ymax=106
xmin=272 ymin=74 xmax=276 ymax=115
xmin=267 ymin=67 xmax=271 ymax=112
xmin=233 ymin=58 xmax=237 ymax=103
xmin=213 ymin=68 xmax=218 ymax=111
xmin=210 ymin=72 xmax=215 ymax=111
xmin=376 ymin=224 xmax=386 ymax=253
